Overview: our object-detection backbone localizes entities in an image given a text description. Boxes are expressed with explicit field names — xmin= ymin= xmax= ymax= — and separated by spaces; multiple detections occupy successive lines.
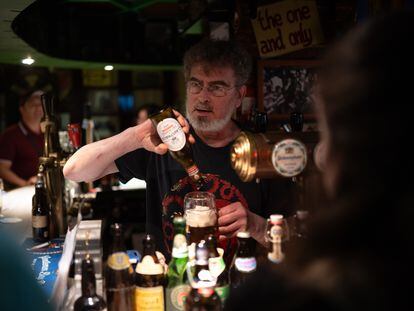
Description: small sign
xmin=82 ymin=69 xmax=117 ymax=87
xmin=251 ymin=0 xmax=324 ymax=58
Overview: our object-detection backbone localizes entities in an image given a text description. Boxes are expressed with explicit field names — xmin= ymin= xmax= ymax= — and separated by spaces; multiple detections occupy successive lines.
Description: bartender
xmin=0 ymin=90 xmax=44 ymax=189
xmin=63 ymin=39 xmax=294 ymax=255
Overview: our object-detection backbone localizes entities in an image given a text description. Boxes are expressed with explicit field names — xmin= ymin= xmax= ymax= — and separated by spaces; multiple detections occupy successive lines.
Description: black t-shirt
xmin=115 ymin=128 xmax=294 ymax=256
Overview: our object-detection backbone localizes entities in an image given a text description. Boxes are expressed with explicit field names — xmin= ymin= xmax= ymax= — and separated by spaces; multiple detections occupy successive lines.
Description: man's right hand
xmin=63 ymin=108 xmax=193 ymax=183
xmin=137 ymin=109 xmax=194 ymax=154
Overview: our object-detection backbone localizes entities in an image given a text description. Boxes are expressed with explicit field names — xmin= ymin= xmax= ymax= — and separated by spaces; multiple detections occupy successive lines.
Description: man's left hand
xmin=218 ymin=202 xmax=248 ymax=240
xmin=218 ymin=201 xmax=267 ymax=245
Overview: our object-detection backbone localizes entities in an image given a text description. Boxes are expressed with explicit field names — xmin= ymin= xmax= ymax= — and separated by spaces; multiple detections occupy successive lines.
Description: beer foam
xmin=185 ymin=205 xmax=217 ymax=227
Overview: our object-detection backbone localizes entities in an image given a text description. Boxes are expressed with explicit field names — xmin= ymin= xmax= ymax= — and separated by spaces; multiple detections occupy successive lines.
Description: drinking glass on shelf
xmin=184 ymin=191 xmax=217 ymax=245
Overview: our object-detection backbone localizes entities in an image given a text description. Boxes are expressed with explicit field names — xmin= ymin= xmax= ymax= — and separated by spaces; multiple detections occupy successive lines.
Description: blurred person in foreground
xmin=63 ymin=39 xmax=293 ymax=257
xmin=0 ymin=90 xmax=44 ymax=190
xmin=0 ymin=231 xmax=52 ymax=311
xmin=225 ymin=10 xmax=414 ymax=310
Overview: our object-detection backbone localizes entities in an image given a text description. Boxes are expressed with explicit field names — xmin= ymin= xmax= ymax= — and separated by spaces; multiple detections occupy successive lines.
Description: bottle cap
xmin=173 ymin=215 xmax=185 ymax=224
xmin=236 ymin=231 xmax=250 ymax=238
xmin=136 ymin=255 xmax=164 ymax=275
xmin=270 ymin=214 xmax=283 ymax=224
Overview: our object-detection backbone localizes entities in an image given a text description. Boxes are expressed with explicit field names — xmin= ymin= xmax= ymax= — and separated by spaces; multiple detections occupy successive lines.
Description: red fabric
xmin=0 ymin=122 xmax=43 ymax=180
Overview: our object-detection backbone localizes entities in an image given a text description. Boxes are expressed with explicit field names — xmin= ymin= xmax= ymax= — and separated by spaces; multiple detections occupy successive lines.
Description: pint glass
xmin=184 ymin=191 xmax=217 ymax=245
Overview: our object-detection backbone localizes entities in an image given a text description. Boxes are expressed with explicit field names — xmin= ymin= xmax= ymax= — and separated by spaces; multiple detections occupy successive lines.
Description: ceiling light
xmin=104 ymin=65 xmax=114 ymax=71
xmin=21 ymin=56 xmax=35 ymax=65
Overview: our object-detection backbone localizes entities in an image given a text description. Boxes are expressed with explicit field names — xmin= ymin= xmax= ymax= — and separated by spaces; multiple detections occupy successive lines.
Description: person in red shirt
xmin=0 ymin=90 xmax=44 ymax=189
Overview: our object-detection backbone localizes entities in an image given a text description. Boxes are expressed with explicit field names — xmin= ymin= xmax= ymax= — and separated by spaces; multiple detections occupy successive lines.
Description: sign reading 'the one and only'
xmin=251 ymin=0 xmax=324 ymax=58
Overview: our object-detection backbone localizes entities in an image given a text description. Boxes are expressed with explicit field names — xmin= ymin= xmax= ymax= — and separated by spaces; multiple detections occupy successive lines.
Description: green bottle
xmin=167 ymin=216 xmax=190 ymax=311
xmin=206 ymin=234 xmax=229 ymax=305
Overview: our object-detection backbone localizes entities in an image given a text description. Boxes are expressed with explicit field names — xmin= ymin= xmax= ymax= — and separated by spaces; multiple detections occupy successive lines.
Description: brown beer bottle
xmin=105 ymin=223 xmax=135 ymax=311
xmin=185 ymin=241 xmax=222 ymax=311
xmin=32 ymin=170 xmax=49 ymax=243
xmin=205 ymin=235 xmax=229 ymax=305
xmin=74 ymin=254 xmax=106 ymax=311
xmin=229 ymin=232 xmax=257 ymax=290
xmin=135 ymin=235 xmax=166 ymax=311
xmin=142 ymin=233 xmax=160 ymax=264
xmin=150 ymin=106 xmax=204 ymax=189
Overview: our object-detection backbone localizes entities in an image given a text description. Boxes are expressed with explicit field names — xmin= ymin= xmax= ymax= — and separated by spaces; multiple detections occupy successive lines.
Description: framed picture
xmin=258 ymin=60 xmax=320 ymax=124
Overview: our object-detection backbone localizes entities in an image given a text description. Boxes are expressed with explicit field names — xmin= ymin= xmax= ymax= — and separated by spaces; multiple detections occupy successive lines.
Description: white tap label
xmin=156 ymin=118 xmax=186 ymax=151
xmin=271 ymin=139 xmax=307 ymax=177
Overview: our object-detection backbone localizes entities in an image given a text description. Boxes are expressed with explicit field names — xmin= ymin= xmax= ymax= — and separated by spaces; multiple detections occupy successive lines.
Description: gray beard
xmin=186 ymin=102 xmax=235 ymax=132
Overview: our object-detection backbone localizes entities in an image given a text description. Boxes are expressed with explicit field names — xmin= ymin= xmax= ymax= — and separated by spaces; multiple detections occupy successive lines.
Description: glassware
xmin=184 ymin=191 xmax=217 ymax=245
xmin=265 ymin=214 xmax=289 ymax=264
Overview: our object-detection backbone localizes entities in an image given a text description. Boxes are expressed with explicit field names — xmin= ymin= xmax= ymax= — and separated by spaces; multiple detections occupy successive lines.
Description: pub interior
xmin=0 ymin=1 xmax=412 ymax=310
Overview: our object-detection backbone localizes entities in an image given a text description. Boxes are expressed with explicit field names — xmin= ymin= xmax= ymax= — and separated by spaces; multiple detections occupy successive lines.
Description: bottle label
xmin=135 ymin=286 xmax=164 ymax=311
xmin=166 ymin=284 xmax=190 ymax=311
xmin=186 ymin=165 xmax=199 ymax=177
xmin=208 ymin=256 xmax=225 ymax=278
xmin=235 ymin=257 xmax=257 ymax=272
xmin=32 ymin=215 xmax=48 ymax=228
xmin=271 ymin=139 xmax=307 ymax=177
xmin=215 ymin=284 xmax=230 ymax=303
xmin=172 ymin=234 xmax=188 ymax=258
xmin=156 ymin=118 xmax=186 ymax=152
xmin=107 ymin=252 xmax=130 ymax=270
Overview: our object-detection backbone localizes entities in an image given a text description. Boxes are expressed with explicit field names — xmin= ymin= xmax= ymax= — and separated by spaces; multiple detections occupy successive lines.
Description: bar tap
xmin=39 ymin=93 xmax=67 ymax=237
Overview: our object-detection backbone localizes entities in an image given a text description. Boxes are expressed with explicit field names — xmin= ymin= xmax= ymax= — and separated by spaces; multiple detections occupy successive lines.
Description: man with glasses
xmin=0 ymin=90 xmax=44 ymax=189
xmin=64 ymin=39 xmax=293 ymax=255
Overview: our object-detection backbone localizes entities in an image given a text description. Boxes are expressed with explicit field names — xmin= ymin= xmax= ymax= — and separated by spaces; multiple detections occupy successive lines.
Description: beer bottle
xmin=142 ymin=233 xmax=160 ymax=264
xmin=74 ymin=254 xmax=106 ymax=311
xmin=229 ymin=232 xmax=257 ymax=290
xmin=205 ymin=235 xmax=229 ymax=305
xmin=105 ymin=223 xmax=135 ymax=311
xmin=150 ymin=106 xmax=204 ymax=189
xmin=135 ymin=235 xmax=166 ymax=311
xmin=32 ymin=170 xmax=49 ymax=242
xmin=167 ymin=216 xmax=190 ymax=311
xmin=185 ymin=241 xmax=221 ymax=311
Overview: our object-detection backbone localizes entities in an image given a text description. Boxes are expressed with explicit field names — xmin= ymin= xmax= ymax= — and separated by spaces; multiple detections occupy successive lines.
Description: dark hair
xmin=19 ymin=89 xmax=44 ymax=106
xmin=183 ymin=38 xmax=252 ymax=86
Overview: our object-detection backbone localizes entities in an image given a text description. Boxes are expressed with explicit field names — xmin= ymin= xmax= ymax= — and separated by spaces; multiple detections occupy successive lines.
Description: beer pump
xmin=39 ymin=93 xmax=67 ymax=237
xmin=230 ymin=111 xmax=320 ymax=182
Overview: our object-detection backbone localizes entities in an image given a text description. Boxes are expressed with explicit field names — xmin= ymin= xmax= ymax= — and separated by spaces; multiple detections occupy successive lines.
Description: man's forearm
xmin=63 ymin=126 xmax=142 ymax=182
xmin=0 ymin=167 xmax=27 ymax=187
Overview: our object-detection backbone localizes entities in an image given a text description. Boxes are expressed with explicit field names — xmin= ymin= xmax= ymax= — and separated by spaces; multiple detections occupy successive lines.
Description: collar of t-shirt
xmin=18 ymin=121 xmax=41 ymax=137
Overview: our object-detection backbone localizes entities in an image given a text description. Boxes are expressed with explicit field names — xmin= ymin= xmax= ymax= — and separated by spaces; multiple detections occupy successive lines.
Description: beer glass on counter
xmin=184 ymin=192 xmax=217 ymax=245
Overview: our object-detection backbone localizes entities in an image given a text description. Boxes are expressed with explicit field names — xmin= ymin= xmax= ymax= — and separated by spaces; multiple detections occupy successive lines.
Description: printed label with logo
xmin=272 ymin=139 xmax=307 ymax=177
xmin=166 ymin=284 xmax=190 ymax=311
xmin=156 ymin=118 xmax=186 ymax=151
xmin=235 ymin=257 xmax=257 ymax=273
xmin=107 ymin=252 xmax=130 ymax=270
xmin=32 ymin=215 xmax=47 ymax=228
xmin=135 ymin=286 xmax=164 ymax=311
xmin=208 ymin=256 xmax=225 ymax=278
xmin=172 ymin=234 xmax=188 ymax=259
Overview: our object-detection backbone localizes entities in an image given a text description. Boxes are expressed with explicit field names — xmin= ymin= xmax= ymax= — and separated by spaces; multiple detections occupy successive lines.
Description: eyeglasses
xmin=186 ymin=80 xmax=237 ymax=97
